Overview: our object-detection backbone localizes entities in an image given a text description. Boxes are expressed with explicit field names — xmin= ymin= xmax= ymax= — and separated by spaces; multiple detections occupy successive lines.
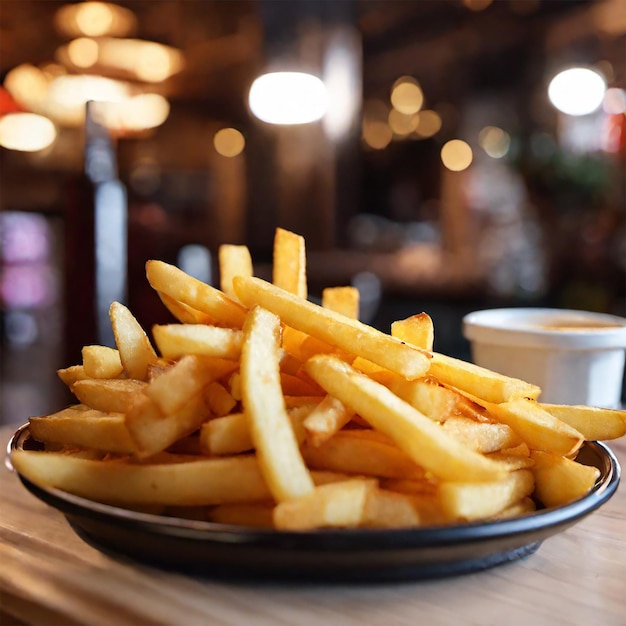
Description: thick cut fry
xmin=492 ymin=497 xmax=536 ymax=520
xmin=145 ymin=355 xmax=236 ymax=416
xmin=539 ymin=403 xmax=626 ymax=441
xmin=272 ymin=227 xmax=307 ymax=299
xmin=204 ymin=381 xmax=237 ymax=417
xmin=29 ymin=410 xmax=136 ymax=454
xmin=442 ymin=415 xmax=522 ymax=453
xmin=429 ymin=352 xmax=541 ymax=404
xmin=304 ymin=355 xmax=507 ymax=482
xmin=152 ymin=324 xmax=243 ymax=361
xmin=280 ymin=372 xmax=323 ymax=397
xmin=157 ymin=292 xmax=215 ymax=325
xmin=485 ymin=399 xmax=584 ymax=457
xmin=240 ymin=306 xmax=314 ymax=501
xmin=362 ymin=488 xmax=421 ymax=528
xmin=273 ymin=479 xmax=376 ymax=530
xmin=72 ymin=378 xmax=146 ymax=413
xmin=439 ymin=469 xmax=535 ymax=521
xmin=57 ymin=365 xmax=88 ymax=388
xmin=387 ymin=376 xmax=468 ymax=422
xmin=322 ymin=286 xmax=359 ymax=320
xmin=303 ymin=395 xmax=354 ymax=447
xmin=146 ymin=260 xmax=248 ymax=328
xmin=219 ymin=244 xmax=253 ymax=303
xmin=126 ymin=391 xmax=212 ymax=458
xmin=281 ymin=325 xmax=338 ymax=361
xmin=301 ymin=430 xmax=425 ymax=479
xmin=81 ymin=345 xmax=124 ymax=379
xmin=531 ymin=451 xmax=600 ymax=507
xmin=391 ymin=312 xmax=435 ymax=352
xmin=234 ymin=277 xmax=432 ymax=380
xmin=11 ymin=450 xmax=272 ymax=506
xmin=109 ymin=302 xmax=159 ymax=380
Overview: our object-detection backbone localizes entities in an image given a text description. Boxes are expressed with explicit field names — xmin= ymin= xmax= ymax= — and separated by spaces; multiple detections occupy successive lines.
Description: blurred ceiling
xmin=2 ymin=0 xmax=622 ymax=120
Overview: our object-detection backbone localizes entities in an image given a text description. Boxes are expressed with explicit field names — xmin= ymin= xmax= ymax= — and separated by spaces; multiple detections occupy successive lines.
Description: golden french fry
xmin=387 ymin=376 xmax=468 ymax=422
xmin=109 ymin=301 xmax=159 ymax=380
xmin=322 ymin=286 xmax=359 ymax=320
xmin=539 ymin=403 xmax=626 ymax=441
xmin=442 ymin=415 xmax=522 ymax=453
xmin=272 ymin=227 xmax=307 ymax=299
xmin=280 ymin=372 xmax=323 ymax=397
xmin=11 ymin=450 xmax=272 ymax=506
xmin=240 ymin=306 xmax=314 ymax=501
xmin=362 ymin=488 xmax=421 ymax=528
xmin=145 ymin=355 xmax=236 ymax=416
xmin=303 ymin=395 xmax=354 ymax=447
xmin=234 ymin=276 xmax=432 ymax=380
xmin=491 ymin=497 xmax=536 ymax=520
xmin=219 ymin=244 xmax=253 ymax=303
xmin=391 ymin=312 xmax=434 ymax=352
xmin=126 ymin=392 xmax=212 ymax=458
xmin=273 ymin=479 xmax=376 ymax=530
xmin=439 ymin=469 xmax=535 ymax=521
xmin=81 ymin=345 xmax=124 ymax=379
xmin=57 ymin=365 xmax=88 ymax=388
xmin=29 ymin=409 xmax=136 ymax=454
xmin=146 ymin=260 xmax=248 ymax=328
xmin=204 ymin=381 xmax=237 ymax=417
xmin=301 ymin=430 xmax=425 ymax=479
xmin=72 ymin=378 xmax=146 ymax=413
xmin=531 ymin=450 xmax=600 ymax=507
xmin=152 ymin=324 xmax=243 ymax=361
xmin=485 ymin=399 xmax=584 ymax=457
xmin=304 ymin=355 xmax=507 ymax=482
xmin=157 ymin=292 xmax=216 ymax=325
xmin=429 ymin=352 xmax=541 ymax=403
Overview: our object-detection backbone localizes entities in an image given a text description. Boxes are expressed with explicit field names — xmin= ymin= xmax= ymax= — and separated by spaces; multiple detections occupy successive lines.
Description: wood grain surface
xmin=1 ymin=426 xmax=624 ymax=626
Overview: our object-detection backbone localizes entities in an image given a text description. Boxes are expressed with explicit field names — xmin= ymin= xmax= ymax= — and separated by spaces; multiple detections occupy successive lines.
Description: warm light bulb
xmin=548 ymin=67 xmax=606 ymax=116
xmin=248 ymin=72 xmax=328 ymax=125
xmin=214 ymin=128 xmax=245 ymax=157
xmin=441 ymin=139 xmax=473 ymax=171
xmin=0 ymin=113 xmax=57 ymax=152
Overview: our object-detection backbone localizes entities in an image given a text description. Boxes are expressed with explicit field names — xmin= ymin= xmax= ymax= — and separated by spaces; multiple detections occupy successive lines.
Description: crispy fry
xmin=234 ymin=276 xmax=432 ymax=380
xmin=391 ymin=312 xmax=435 ymax=352
xmin=72 ymin=378 xmax=146 ymax=413
xmin=109 ymin=301 xmax=159 ymax=380
xmin=146 ymin=260 xmax=248 ymax=328
xmin=152 ymin=324 xmax=243 ymax=361
xmin=240 ymin=306 xmax=314 ymax=501
xmin=81 ymin=345 xmax=124 ymax=379
xmin=157 ymin=292 xmax=216 ymax=325
xmin=539 ymin=403 xmax=626 ymax=441
xmin=303 ymin=395 xmax=354 ymax=447
xmin=304 ymin=355 xmax=507 ymax=483
xmin=272 ymin=227 xmax=307 ymax=299
xmin=322 ymin=286 xmax=359 ymax=320
xmin=219 ymin=244 xmax=253 ymax=303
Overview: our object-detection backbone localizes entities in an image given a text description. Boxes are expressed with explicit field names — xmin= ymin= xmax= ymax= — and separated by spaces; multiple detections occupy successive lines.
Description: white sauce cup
xmin=462 ymin=308 xmax=626 ymax=408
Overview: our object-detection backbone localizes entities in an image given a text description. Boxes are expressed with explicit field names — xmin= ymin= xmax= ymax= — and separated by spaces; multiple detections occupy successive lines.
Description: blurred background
xmin=1 ymin=0 xmax=625 ymax=424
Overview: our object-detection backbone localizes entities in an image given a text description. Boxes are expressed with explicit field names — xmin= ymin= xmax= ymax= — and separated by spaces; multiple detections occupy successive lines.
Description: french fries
xmin=13 ymin=227 xmax=626 ymax=532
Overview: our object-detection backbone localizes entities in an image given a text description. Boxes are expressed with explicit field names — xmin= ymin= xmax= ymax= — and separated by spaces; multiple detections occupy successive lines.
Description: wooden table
xmin=1 ymin=425 xmax=625 ymax=626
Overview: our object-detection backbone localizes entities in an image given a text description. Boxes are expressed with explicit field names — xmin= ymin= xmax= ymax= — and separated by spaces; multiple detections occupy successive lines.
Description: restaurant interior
xmin=1 ymin=0 xmax=625 ymax=425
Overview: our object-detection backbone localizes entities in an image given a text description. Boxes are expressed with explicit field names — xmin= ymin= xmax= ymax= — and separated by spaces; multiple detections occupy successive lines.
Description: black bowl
xmin=7 ymin=423 xmax=621 ymax=582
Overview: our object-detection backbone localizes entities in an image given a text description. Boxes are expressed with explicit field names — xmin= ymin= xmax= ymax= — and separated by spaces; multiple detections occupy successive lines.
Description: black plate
xmin=7 ymin=424 xmax=621 ymax=582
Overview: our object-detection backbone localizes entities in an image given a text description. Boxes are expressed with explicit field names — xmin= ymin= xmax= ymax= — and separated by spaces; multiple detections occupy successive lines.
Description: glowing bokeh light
xmin=0 ymin=113 xmax=57 ymax=152
xmin=214 ymin=128 xmax=246 ymax=157
xmin=362 ymin=120 xmax=392 ymax=150
xmin=4 ymin=64 xmax=49 ymax=111
xmin=248 ymin=72 xmax=328 ymax=125
xmin=390 ymin=77 xmax=424 ymax=115
xmin=55 ymin=2 xmax=136 ymax=39
xmin=414 ymin=109 xmax=442 ymax=138
xmin=388 ymin=109 xmax=418 ymax=136
xmin=441 ymin=139 xmax=473 ymax=171
xmin=67 ymin=37 xmax=99 ymax=68
xmin=548 ymin=67 xmax=606 ymax=116
xmin=478 ymin=126 xmax=511 ymax=158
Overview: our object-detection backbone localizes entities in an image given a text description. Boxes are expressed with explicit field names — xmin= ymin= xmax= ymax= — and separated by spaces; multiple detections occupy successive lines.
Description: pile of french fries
xmin=12 ymin=228 xmax=626 ymax=531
